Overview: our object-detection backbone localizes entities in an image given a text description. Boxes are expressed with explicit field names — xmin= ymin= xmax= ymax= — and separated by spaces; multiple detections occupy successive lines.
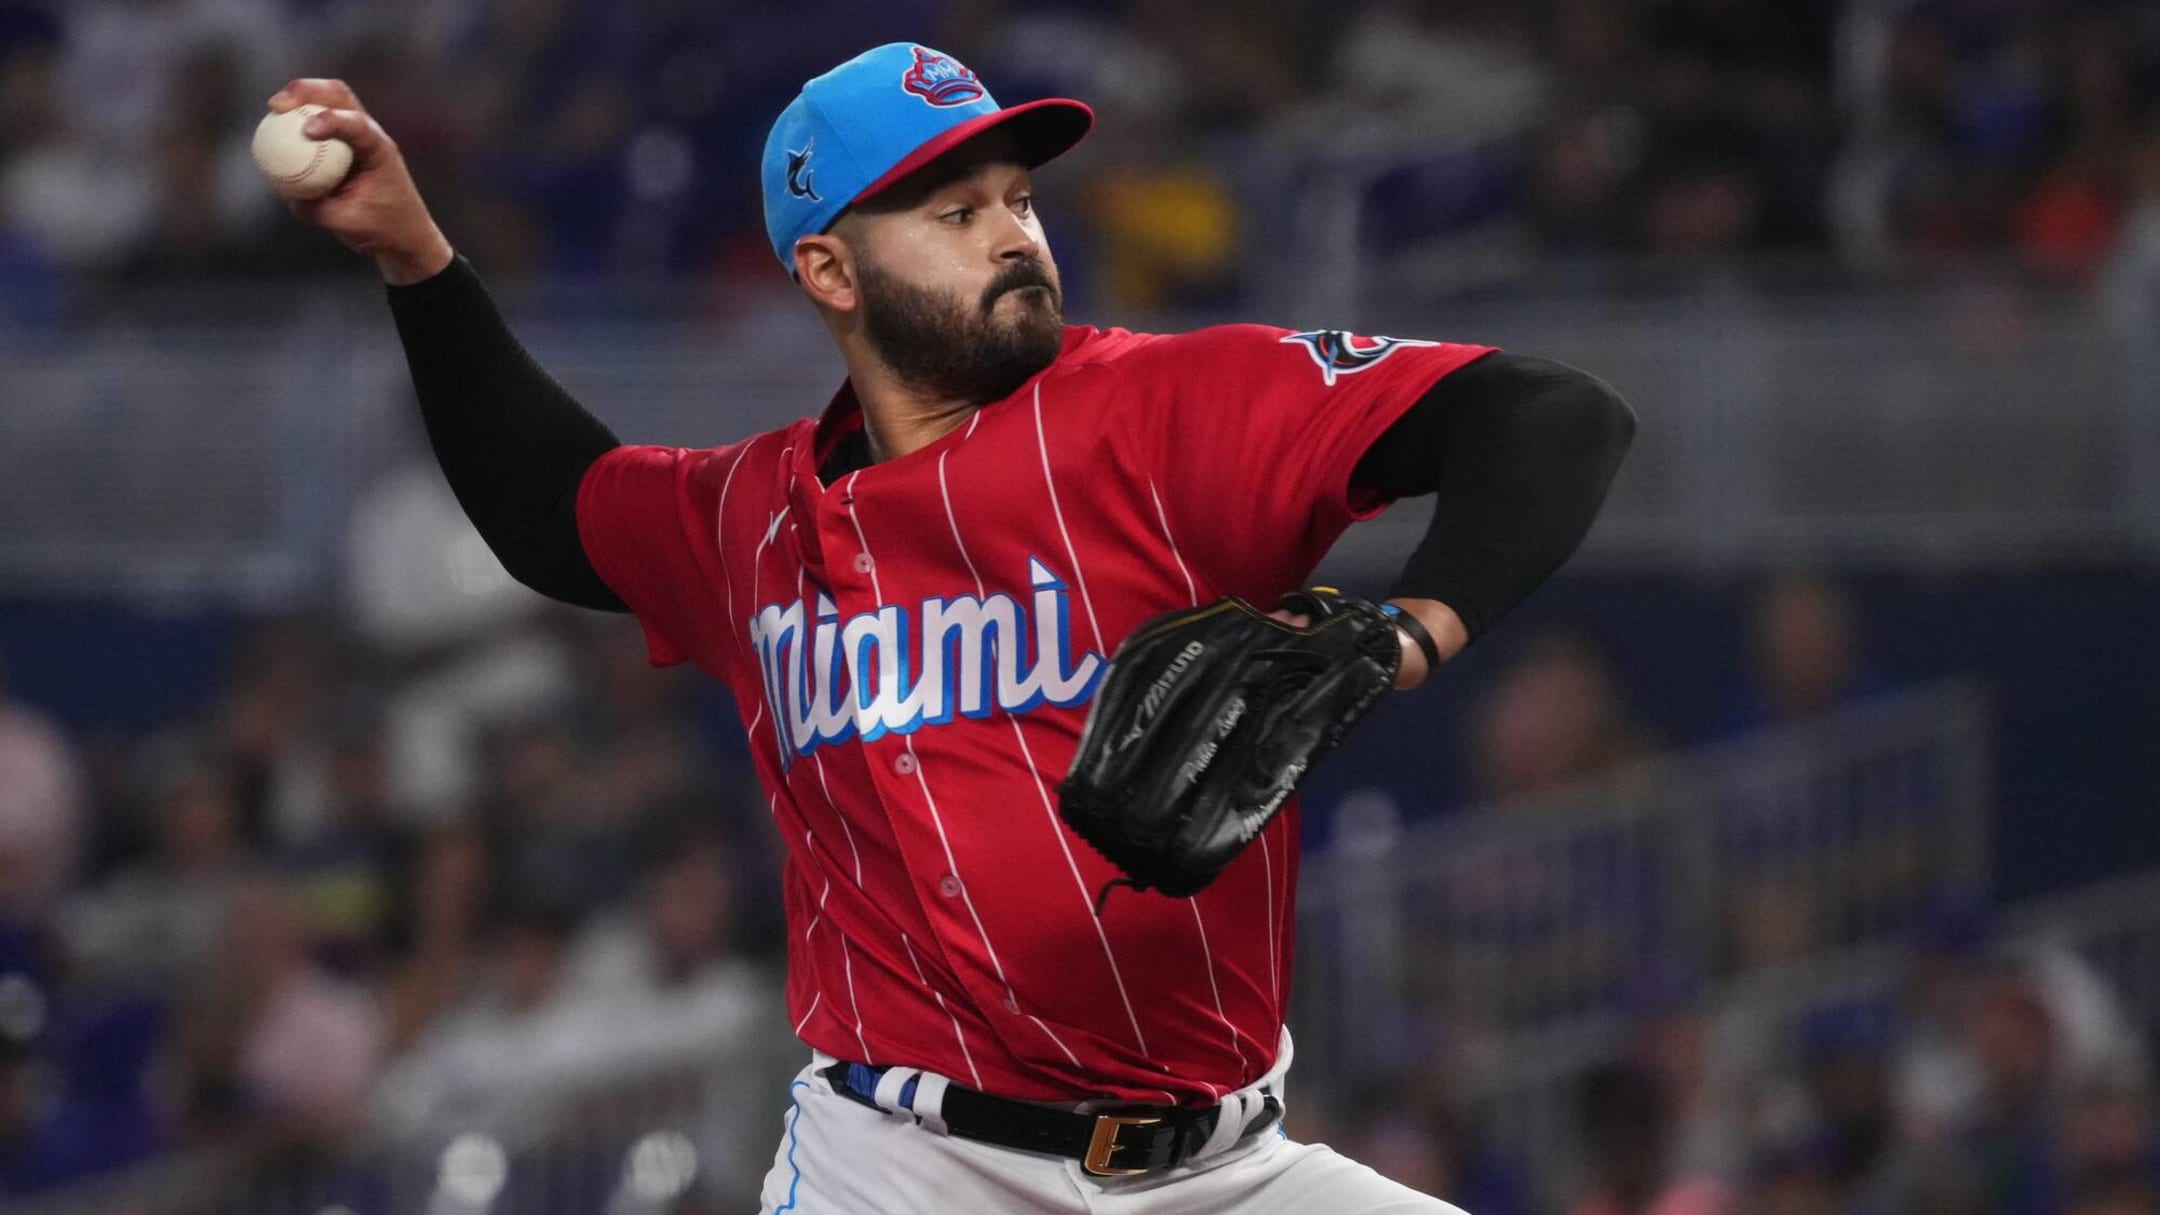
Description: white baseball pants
xmin=756 ymin=1044 xmax=1467 ymax=1214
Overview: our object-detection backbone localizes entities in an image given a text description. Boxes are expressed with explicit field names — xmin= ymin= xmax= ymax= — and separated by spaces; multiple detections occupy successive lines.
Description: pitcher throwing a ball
xmin=273 ymin=42 xmax=1633 ymax=1213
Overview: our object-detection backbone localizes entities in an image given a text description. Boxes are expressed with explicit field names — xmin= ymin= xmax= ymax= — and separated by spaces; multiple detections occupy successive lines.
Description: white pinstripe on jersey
xmin=1030 ymin=383 xmax=1106 ymax=653
xmin=1259 ymin=834 xmax=1280 ymax=1010
xmin=792 ymin=556 xmax=865 ymax=889
xmin=842 ymin=470 xmax=1079 ymax=1070
xmin=801 ymin=825 xmax=872 ymax=1062
xmin=712 ymin=436 xmax=767 ymax=666
xmin=935 ymin=445 xmax=1150 ymax=1060
xmin=1144 ymin=470 xmax=1250 ymax=1082
xmin=778 ymin=793 xmax=839 ymax=1044
xmin=1146 ymin=477 xmax=1198 ymax=608
xmin=902 ymin=933 xmax=982 ymax=1089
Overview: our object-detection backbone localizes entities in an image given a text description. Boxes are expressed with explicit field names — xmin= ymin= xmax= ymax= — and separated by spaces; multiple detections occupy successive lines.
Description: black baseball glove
xmin=1057 ymin=588 xmax=1403 ymax=902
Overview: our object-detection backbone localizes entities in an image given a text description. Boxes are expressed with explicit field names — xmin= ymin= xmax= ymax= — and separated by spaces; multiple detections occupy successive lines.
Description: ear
xmin=794 ymin=235 xmax=858 ymax=313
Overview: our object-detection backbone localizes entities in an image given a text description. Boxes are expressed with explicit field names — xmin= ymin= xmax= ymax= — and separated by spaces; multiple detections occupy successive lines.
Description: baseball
xmin=251 ymin=104 xmax=353 ymax=200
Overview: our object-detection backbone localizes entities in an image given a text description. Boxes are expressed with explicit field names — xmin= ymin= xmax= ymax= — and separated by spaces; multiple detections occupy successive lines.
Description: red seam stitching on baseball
xmin=256 ymin=109 xmax=334 ymax=184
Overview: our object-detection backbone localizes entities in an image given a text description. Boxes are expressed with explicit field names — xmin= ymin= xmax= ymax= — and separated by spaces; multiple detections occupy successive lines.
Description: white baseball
xmin=251 ymin=104 xmax=354 ymax=200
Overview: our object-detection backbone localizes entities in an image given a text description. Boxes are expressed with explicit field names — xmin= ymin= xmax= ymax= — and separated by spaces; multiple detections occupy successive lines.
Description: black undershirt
xmin=387 ymin=256 xmax=1634 ymax=641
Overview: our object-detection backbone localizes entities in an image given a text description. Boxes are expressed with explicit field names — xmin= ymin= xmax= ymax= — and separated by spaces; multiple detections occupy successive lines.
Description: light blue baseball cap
xmin=761 ymin=43 xmax=1093 ymax=274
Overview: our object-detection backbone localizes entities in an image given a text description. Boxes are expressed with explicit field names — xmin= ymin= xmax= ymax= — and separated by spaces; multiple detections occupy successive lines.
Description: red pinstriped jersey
xmin=576 ymin=323 xmax=1493 ymax=1105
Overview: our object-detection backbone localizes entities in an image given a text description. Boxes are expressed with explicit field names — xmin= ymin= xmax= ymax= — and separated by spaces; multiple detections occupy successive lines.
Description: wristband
xmin=1380 ymin=603 xmax=1443 ymax=672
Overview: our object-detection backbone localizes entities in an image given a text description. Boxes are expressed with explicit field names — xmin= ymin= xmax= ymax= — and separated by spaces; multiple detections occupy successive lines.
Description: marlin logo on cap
xmin=902 ymin=46 xmax=985 ymax=107
xmin=785 ymin=141 xmax=820 ymax=201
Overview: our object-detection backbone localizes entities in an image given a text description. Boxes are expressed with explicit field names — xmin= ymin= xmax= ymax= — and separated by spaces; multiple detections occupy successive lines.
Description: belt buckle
xmin=1082 ymin=1112 xmax=1163 ymax=1177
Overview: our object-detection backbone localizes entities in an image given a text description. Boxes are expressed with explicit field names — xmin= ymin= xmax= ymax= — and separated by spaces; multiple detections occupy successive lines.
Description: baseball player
xmin=275 ymin=41 xmax=1632 ymax=1214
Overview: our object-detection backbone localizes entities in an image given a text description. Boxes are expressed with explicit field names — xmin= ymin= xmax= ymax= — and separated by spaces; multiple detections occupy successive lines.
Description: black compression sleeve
xmin=1350 ymin=351 xmax=1635 ymax=641
xmin=386 ymin=256 xmax=627 ymax=612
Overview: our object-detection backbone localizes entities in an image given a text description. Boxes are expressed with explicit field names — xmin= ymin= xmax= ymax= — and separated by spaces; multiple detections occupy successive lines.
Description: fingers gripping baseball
xmin=295 ymin=107 xmax=390 ymax=164
xmin=271 ymin=78 xmax=362 ymax=112
xmin=263 ymin=79 xmax=452 ymax=285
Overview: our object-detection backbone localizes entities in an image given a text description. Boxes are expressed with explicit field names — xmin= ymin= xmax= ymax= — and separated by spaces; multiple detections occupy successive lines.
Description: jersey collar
xmin=802 ymin=325 xmax=1102 ymax=485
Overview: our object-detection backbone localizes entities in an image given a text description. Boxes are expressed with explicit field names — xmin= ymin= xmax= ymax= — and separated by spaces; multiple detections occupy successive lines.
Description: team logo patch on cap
xmin=785 ymin=141 xmax=820 ymax=201
xmin=902 ymin=46 xmax=985 ymax=107
xmin=1281 ymin=330 xmax=1441 ymax=386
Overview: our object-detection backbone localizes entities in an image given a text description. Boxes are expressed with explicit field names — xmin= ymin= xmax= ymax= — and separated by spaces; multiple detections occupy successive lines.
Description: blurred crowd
xmin=1321 ymin=923 xmax=2160 ymax=1215
xmin=0 ymin=583 xmax=791 ymax=1206
xmin=2 ymin=539 xmax=2154 ymax=1210
xmin=0 ymin=0 xmax=2156 ymax=311
xmin=1305 ymin=571 xmax=2160 ymax=1215
xmin=1 ymin=5 xmax=2158 ymax=1208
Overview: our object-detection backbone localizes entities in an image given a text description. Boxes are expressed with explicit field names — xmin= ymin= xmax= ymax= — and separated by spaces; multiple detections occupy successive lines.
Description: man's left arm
xmin=1352 ymin=352 xmax=1637 ymax=688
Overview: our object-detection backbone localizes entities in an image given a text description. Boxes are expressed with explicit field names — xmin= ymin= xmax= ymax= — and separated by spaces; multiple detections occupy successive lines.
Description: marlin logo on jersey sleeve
xmin=1280 ymin=330 xmax=1440 ymax=386
xmin=748 ymin=557 xmax=1104 ymax=765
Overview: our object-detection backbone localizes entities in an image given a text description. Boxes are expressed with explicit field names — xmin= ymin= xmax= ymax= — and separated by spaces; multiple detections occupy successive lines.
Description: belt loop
xmin=1193 ymin=1090 xmax=1250 ymax=1162
xmin=910 ymin=1071 xmax=952 ymax=1136
xmin=872 ymin=1067 xmax=921 ymax=1117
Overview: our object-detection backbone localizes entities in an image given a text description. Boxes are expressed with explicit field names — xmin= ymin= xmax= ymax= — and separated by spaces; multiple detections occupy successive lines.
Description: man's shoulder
xmin=1055 ymin=322 xmax=1294 ymax=379
xmin=667 ymin=418 xmax=818 ymax=486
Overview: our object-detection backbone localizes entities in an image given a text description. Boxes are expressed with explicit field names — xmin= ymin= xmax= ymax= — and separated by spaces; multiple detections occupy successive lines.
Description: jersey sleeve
xmin=1115 ymin=325 xmax=1495 ymax=600
xmin=575 ymin=444 xmax=720 ymax=668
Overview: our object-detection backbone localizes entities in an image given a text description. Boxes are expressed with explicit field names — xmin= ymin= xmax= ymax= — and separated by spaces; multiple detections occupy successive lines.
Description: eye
xmin=1012 ymin=195 xmax=1034 ymax=218
xmin=940 ymin=206 xmax=974 ymax=225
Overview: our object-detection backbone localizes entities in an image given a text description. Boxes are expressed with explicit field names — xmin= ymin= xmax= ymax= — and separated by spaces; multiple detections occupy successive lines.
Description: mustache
xmin=981 ymin=260 xmax=1059 ymax=313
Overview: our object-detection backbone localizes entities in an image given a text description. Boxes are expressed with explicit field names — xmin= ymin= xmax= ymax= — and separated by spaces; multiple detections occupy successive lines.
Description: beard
xmin=857 ymin=254 xmax=1066 ymax=405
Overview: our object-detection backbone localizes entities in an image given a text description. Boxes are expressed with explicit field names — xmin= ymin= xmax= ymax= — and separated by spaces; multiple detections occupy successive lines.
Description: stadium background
xmin=1 ymin=0 xmax=2157 ymax=1211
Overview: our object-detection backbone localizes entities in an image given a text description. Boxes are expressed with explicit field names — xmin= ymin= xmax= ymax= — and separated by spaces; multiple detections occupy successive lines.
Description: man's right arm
xmin=272 ymin=79 xmax=625 ymax=611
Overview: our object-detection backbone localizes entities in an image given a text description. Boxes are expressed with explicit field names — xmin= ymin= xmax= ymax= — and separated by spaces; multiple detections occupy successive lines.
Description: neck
xmin=841 ymin=348 xmax=986 ymax=462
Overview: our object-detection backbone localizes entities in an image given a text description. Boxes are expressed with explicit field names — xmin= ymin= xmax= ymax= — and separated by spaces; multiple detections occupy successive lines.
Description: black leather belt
xmin=818 ymin=1061 xmax=1283 ymax=1177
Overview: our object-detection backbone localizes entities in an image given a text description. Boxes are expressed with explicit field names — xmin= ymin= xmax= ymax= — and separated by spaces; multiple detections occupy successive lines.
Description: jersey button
xmin=937 ymin=874 xmax=963 ymax=898
xmin=852 ymin=553 xmax=874 ymax=574
xmin=893 ymin=752 xmax=917 ymax=776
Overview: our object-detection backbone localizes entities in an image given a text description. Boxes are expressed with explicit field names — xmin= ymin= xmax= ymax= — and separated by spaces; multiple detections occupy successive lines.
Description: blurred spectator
xmin=272 ymin=694 xmax=411 ymax=980
xmin=1787 ymin=999 xmax=1908 ymax=1212
xmin=170 ymin=876 xmax=383 ymax=1145
xmin=343 ymin=450 xmax=581 ymax=815
xmin=1896 ymin=903 xmax=2151 ymax=1150
xmin=480 ymin=707 xmax=642 ymax=915
xmin=219 ymin=621 xmax=338 ymax=844
xmin=2102 ymin=109 xmax=2160 ymax=330
xmin=1340 ymin=1088 xmax=1531 ymax=1215
xmin=562 ymin=815 xmax=768 ymax=1067
xmin=368 ymin=886 xmax=585 ymax=1145
xmin=1083 ymin=129 xmax=1242 ymax=311
xmin=378 ymin=821 xmax=492 ymax=1056
xmin=1953 ymin=965 xmax=2069 ymax=1214
xmin=0 ymin=0 xmax=2145 ymax=288
xmin=0 ymin=4 xmax=154 ymax=273
xmin=1624 ymin=961 xmax=1772 ymax=1181
xmin=444 ymin=0 xmax=638 ymax=278
xmin=60 ymin=743 xmax=246 ymax=987
xmin=0 ymin=973 xmax=64 ymax=1192
xmin=0 ymin=983 xmax=167 ymax=1195
xmin=2060 ymin=1078 xmax=2160 ymax=1211
xmin=1469 ymin=631 xmax=1651 ymax=803
xmin=1728 ymin=573 xmax=1887 ymax=732
xmin=1571 ymin=1060 xmax=1732 ymax=1215
xmin=0 ymin=652 xmax=81 ymax=921
xmin=53 ymin=0 xmax=294 ymax=159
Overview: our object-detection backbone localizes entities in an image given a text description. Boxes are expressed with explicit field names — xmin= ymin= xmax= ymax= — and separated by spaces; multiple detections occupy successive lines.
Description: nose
xmin=992 ymin=207 xmax=1041 ymax=264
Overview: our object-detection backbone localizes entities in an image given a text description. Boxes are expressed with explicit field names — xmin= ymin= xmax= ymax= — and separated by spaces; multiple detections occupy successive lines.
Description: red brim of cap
xmin=853 ymin=98 xmax=1094 ymax=206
